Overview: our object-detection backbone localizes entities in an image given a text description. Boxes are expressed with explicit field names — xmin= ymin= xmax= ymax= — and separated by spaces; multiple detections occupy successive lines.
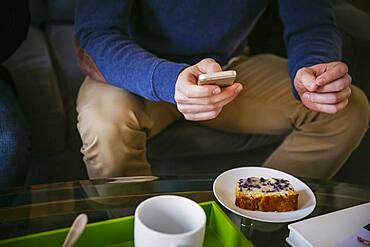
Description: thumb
xmin=297 ymin=67 xmax=318 ymax=92
xmin=196 ymin=58 xmax=222 ymax=74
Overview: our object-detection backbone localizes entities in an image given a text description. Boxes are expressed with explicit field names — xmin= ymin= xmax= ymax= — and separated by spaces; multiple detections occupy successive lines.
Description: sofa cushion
xmin=46 ymin=25 xmax=84 ymax=109
xmin=333 ymin=0 xmax=370 ymax=98
xmin=47 ymin=0 xmax=76 ymax=24
xmin=30 ymin=0 xmax=48 ymax=26
xmin=46 ymin=24 xmax=85 ymax=150
xmin=346 ymin=0 xmax=370 ymax=14
xmin=4 ymin=26 xmax=66 ymax=155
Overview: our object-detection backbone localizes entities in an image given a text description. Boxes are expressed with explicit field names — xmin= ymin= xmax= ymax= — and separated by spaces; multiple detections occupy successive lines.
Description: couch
xmin=4 ymin=0 xmax=370 ymax=185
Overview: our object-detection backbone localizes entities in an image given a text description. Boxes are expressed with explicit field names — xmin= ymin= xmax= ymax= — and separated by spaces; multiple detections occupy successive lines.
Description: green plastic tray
xmin=0 ymin=201 xmax=253 ymax=247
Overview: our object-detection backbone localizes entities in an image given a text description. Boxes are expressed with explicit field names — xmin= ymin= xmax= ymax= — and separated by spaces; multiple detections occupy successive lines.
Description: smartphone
xmin=197 ymin=70 xmax=236 ymax=87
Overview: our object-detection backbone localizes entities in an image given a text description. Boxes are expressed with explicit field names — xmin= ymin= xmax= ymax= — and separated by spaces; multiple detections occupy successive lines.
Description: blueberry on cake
xmin=235 ymin=177 xmax=298 ymax=212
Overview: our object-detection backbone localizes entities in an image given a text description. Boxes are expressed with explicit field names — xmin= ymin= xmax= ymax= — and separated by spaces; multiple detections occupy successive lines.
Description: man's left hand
xmin=294 ymin=61 xmax=352 ymax=114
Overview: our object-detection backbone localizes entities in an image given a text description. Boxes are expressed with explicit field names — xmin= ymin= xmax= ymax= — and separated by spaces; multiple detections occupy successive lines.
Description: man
xmin=74 ymin=0 xmax=369 ymax=179
xmin=0 ymin=1 xmax=30 ymax=188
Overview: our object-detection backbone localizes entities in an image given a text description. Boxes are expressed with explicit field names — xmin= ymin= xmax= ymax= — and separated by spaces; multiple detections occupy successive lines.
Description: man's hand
xmin=175 ymin=58 xmax=243 ymax=121
xmin=294 ymin=61 xmax=352 ymax=114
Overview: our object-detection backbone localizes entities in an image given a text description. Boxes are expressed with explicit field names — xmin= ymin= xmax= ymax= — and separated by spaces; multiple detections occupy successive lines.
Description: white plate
xmin=213 ymin=167 xmax=316 ymax=223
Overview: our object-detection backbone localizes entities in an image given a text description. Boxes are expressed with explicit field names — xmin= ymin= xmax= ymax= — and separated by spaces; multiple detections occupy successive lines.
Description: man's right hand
xmin=174 ymin=58 xmax=243 ymax=121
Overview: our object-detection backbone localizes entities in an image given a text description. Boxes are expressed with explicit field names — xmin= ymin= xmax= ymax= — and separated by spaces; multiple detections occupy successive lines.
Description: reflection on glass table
xmin=0 ymin=176 xmax=369 ymax=246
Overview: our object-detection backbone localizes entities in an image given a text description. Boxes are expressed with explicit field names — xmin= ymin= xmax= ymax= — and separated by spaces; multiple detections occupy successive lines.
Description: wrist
xmin=151 ymin=60 xmax=188 ymax=103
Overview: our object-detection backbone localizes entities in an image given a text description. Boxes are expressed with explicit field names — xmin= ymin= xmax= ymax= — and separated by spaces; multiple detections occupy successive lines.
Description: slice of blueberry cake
xmin=235 ymin=177 xmax=298 ymax=212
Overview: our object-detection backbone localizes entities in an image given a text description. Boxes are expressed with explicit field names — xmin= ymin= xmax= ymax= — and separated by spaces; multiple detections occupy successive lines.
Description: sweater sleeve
xmin=279 ymin=0 xmax=342 ymax=99
xmin=74 ymin=0 xmax=188 ymax=103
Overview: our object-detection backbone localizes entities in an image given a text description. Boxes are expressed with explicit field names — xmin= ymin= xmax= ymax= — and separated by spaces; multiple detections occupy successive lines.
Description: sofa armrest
xmin=4 ymin=26 xmax=67 ymax=155
xmin=333 ymin=0 xmax=370 ymax=98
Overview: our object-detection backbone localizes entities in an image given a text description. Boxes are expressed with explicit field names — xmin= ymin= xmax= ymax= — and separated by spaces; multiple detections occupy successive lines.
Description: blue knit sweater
xmin=75 ymin=0 xmax=342 ymax=103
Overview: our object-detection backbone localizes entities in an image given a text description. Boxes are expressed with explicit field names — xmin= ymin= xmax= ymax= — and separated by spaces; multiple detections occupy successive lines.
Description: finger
xmin=176 ymin=83 xmax=242 ymax=105
xmin=310 ymin=63 xmax=328 ymax=76
xmin=315 ymin=62 xmax=348 ymax=86
xmin=217 ymin=89 xmax=240 ymax=107
xmin=296 ymin=68 xmax=318 ymax=92
xmin=303 ymin=99 xmax=349 ymax=114
xmin=177 ymin=88 xmax=239 ymax=114
xmin=175 ymin=88 xmax=215 ymax=104
xmin=177 ymin=103 xmax=221 ymax=114
xmin=184 ymin=109 xmax=222 ymax=121
xmin=294 ymin=79 xmax=308 ymax=95
xmin=316 ymin=74 xmax=351 ymax=93
xmin=177 ymin=80 xmax=221 ymax=98
xmin=302 ymin=87 xmax=351 ymax=104
xmin=206 ymin=83 xmax=242 ymax=105
xmin=196 ymin=58 xmax=222 ymax=74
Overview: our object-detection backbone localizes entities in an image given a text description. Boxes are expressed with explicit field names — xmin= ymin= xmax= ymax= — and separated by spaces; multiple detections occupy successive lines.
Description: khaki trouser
xmin=76 ymin=54 xmax=369 ymax=179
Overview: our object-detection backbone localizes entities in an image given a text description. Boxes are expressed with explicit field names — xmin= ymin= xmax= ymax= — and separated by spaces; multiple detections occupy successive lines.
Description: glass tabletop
xmin=0 ymin=176 xmax=369 ymax=246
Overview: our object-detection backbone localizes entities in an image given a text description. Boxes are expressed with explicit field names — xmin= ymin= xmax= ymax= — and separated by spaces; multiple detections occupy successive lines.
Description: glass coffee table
xmin=0 ymin=176 xmax=369 ymax=246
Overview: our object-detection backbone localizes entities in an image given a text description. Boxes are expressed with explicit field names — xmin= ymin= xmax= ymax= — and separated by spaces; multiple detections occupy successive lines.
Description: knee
xmin=345 ymin=86 xmax=369 ymax=133
xmin=77 ymin=106 xmax=149 ymax=178
xmin=77 ymin=110 xmax=126 ymax=175
xmin=76 ymin=80 xmax=152 ymax=178
xmin=77 ymin=82 xmax=148 ymax=144
xmin=78 ymin=107 xmax=141 ymax=151
xmin=77 ymin=98 xmax=149 ymax=162
xmin=329 ymin=86 xmax=370 ymax=148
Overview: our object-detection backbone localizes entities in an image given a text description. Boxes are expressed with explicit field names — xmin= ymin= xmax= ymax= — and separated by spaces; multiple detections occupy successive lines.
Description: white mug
xmin=134 ymin=195 xmax=206 ymax=247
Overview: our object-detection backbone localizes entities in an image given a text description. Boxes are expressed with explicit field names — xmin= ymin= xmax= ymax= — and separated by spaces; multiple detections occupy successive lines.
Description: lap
xmin=77 ymin=54 xmax=368 ymax=140
xmin=203 ymin=53 xmax=369 ymax=136
xmin=202 ymin=54 xmax=301 ymax=134
xmin=77 ymin=77 xmax=180 ymax=139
